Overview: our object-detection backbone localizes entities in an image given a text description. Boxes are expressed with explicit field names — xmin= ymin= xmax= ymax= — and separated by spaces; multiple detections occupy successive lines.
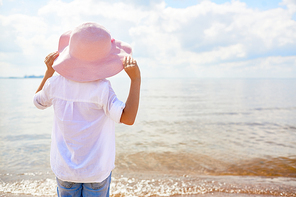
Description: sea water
xmin=0 ymin=77 xmax=296 ymax=196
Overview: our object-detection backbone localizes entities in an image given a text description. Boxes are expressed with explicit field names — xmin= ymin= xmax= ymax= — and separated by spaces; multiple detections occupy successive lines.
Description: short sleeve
xmin=33 ymin=78 xmax=53 ymax=110
xmin=101 ymin=81 xmax=125 ymax=123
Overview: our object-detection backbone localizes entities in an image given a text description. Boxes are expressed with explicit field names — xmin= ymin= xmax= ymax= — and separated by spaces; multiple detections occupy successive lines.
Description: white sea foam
xmin=0 ymin=178 xmax=56 ymax=196
xmin=1 ymin=175 xmax=296 ymax=196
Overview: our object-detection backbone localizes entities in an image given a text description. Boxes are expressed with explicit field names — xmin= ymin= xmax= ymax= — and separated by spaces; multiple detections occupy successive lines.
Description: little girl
xmin=34 ymin=22 xmax=141 ymax=197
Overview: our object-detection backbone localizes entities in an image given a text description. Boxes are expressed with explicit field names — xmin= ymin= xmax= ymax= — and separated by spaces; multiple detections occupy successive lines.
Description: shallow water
xmin=0 ymin=77 xmax=296 ymax=196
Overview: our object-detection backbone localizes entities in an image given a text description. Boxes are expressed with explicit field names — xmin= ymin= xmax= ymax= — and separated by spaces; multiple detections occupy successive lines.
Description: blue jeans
xmin=56 ymin=173 xmax=111 ymax=197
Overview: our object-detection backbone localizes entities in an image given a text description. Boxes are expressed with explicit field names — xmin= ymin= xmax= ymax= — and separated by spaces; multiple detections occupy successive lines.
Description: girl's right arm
xmin=120 ymin=56 xmax=141 ymax=125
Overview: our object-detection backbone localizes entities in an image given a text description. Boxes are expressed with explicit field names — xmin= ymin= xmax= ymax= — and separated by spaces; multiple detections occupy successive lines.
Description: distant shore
xmin=0 ymin=75 xmax=44 ymax=79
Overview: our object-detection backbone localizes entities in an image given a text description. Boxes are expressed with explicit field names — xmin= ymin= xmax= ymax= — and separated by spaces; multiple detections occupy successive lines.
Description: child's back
xmin=34 ymin=75 xmax=124 ymax=182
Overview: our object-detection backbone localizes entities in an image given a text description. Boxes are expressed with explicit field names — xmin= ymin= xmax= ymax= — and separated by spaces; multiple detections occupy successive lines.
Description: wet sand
xmin=0 ymin=192 xmax=291 ymax=197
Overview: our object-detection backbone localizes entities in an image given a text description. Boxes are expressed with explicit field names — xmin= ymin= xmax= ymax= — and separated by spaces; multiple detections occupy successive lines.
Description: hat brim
xmin=53 ymin=32 xmax=132 ymax=82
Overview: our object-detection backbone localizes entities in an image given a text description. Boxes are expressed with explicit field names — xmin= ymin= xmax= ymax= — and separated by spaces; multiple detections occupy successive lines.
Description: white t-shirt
xmin=33 ymin=75 xmax=125 ymax=183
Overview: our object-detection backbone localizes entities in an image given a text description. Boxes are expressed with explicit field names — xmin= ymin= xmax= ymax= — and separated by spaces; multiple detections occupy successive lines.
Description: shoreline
xmin=1 ymin=173 xmax=296 ymax=197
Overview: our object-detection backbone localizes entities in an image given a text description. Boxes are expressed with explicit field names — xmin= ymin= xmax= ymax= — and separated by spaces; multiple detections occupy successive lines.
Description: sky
xmin=0 ymin=0 xmax=296 ymax=78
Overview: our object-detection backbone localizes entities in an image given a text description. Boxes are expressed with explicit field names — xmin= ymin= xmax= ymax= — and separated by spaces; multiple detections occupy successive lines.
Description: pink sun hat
xmin=52 ymin=22 xmax=132 ymax=82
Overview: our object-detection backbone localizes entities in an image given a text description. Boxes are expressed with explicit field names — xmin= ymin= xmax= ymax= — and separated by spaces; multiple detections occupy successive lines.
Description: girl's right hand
xmin=123 ymin=56 xmax=141 ymax=81
xmin=44 ymin=51 xmax=59 ymax=73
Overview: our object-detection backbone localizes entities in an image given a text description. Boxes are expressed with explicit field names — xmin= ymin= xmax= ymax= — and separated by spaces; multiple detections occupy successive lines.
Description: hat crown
xmin=69 ymin=23 xmax=111 ymax=61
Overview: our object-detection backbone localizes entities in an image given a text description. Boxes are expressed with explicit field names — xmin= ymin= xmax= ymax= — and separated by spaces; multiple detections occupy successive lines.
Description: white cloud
xmin=0 ymin=0 xmax=296 ymax=78
xmin=281 ymin=0 xmax=296 ymax=12
xmin=127 ymin=0 xmax=296 ymax=77
xmin=1 ymin=14 xmax=49 ymax=55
